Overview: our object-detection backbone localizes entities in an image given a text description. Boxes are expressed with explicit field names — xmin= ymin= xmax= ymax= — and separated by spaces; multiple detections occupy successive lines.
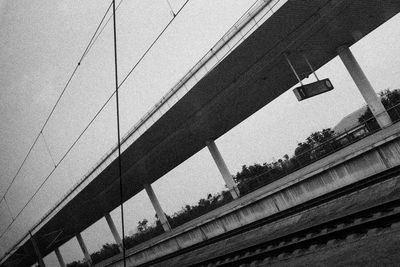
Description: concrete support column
xmin=105 ymin=213 xmax=123 ymax=251
xmin=206 ymin=140 xmax=239 ymax=199
xmin=76 ymin=233 xmax=92 ymax=267
xmin=54 ymin=248 xmax=65 ymax=267
xmin=30 ymin=233 xmax=45 ymax=267
xmin=337 ymin=46 xmax=392 ymax=128
xmin=144 ymin=183 xmax=172 ymax=232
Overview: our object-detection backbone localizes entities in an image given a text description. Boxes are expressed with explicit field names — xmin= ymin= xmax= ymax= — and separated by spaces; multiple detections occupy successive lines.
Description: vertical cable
xmin=166 ymin=0 xmax=176 ymax=17
xmin=0 ymin=1 xmax=113 ymax=203
xmin=41 ymin=132 xmax=57 ymax=168
xmin=0 ymin=0 xmax=191 ymax=245
xmin=111 ymin=1 xmax=126 ymax=266
xmin=3 ymin=197 xmax=14 ymax=221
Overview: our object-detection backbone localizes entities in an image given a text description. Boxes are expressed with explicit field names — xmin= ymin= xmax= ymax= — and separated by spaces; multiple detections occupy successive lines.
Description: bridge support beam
xmin=144 ymin=183 xmax=172 ymax=232
xmin=105 ymin=213 xmax=123 ymax=251
xmin=54 ymin=247 xmax=65 ymax=267
xmin=337 ymin=46 xmax=392 ymax=128
xmin=30 ymin=233 xmax=45 ymax=267
xmin=76 ymin=233 xmax=92 ymax=267
xmin=206 ymin=140 xmax=239 ymax=199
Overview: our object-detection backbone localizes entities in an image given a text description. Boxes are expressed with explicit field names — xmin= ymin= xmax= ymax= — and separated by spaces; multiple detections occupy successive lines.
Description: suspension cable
xmin=0 ymin=0 xmax=190 ymax=243
xmin=85 ymin=0 xmax=125 ymax=59
xmin=166 ymin=0 xmax=176 ymax=17
xmin=0 ymin=91 xmax=114 ymax=239
xmin=41 ymin=132 xmax=57 ymax=168
xmin=0 ymin=1 xmax=114 ymax=203
xmin=118 ymin=0 xmax=189 ymax=88
xmin=3 ymin=197 xmax=14 ymax=221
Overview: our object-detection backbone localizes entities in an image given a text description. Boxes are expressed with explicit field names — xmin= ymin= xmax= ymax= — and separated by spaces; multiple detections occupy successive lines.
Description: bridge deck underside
xmin=4 ymin=0 xmax=400 ymax=266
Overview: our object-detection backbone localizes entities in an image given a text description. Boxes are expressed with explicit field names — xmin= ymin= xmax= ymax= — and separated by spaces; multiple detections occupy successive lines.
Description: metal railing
xmin=238 ymin=102 xmax=400 ymax=195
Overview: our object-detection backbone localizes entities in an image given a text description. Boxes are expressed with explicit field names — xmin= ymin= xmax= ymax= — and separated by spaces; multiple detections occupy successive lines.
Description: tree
xmin=306 ymin=128 xmax=335 ymax=144
xmin=91 ymin=243 xmax=120 ymax=264
xmin=295 ymin=128 xmax=335 ymax=162
xmin=359 ymin=88 xmax=400 ymax=126
xmin=294 ymin=128 xmax=335 ymax=156
xmin=294 ymin=141 xmax=312 ymax=159
xmin=137 ymin=219 xmax=148 ymax=233
xmin=380 ymin=88 xmax=400 ymax=107
xmin=234 ymin=163 xmax=271 ymax=184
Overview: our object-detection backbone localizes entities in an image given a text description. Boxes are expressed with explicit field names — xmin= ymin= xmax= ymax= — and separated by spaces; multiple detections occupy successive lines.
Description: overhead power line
xmin=0 ymin=1 xmax=114 ymax=203
xmin=85 ymin=0 xmax=125 ymax=59
xmin=0 ymin=0 xmax=190 ymax=244
xmin=119 ymin=0 xmax=189 ymax=88
xmin=166 ymin=0 xmax=176 ymax=17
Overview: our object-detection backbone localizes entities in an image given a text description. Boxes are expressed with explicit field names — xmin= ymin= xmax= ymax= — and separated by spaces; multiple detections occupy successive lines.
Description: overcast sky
xmin=1 ymin=0 xmax=400 ymax=266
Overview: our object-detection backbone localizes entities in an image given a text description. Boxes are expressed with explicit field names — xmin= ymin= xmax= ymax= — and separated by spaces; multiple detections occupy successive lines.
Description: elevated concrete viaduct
xmin=1 ymin=0 xmax=400 ymax=266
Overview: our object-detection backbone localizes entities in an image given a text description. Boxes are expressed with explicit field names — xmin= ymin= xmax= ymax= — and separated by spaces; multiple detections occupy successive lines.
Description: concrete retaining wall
xmin=100 ymin=125 xmax=400 ymax=267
